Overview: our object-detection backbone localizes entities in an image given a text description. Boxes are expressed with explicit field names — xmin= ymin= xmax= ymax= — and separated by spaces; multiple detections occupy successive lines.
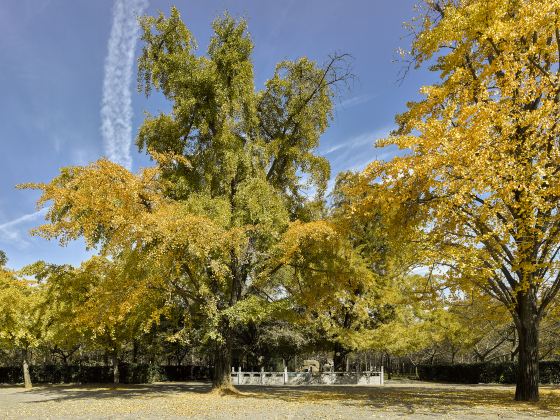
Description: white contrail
xmin=101 ymin=0 xmax=149 ymax=170
xmin=0 ymin=209 xmax=48 ymax=247
xmin=0 ymin=209 xmax=48 ymax=231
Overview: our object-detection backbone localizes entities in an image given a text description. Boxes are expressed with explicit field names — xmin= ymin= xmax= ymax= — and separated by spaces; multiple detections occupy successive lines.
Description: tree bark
xmin=212 ymin=320 xmax=233 ymax=390
xmin=212 ymin=338 xmax=233 ymax=389
xmin=333 ymin=342 xmax=349 ymax=372
xmin=61 ymin=352 xmax=70 ymax=383
xmin=451 ymin=348 xmax=457 ymax=365
xmin=22 ymin=348 xmax=32 ymax=389
xmin=514 ymin=291 xmax=539 ymax=402
xmin=112 ymin=352 xmax=120 ymax=384
xmin=132 ymin=340 xmax=139 ymax=364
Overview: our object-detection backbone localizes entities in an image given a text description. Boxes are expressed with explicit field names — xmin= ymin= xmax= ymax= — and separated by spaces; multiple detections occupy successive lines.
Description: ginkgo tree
xmin=359 ymin=0 xmax=560 ymax=401
xmin=25 ymin=7 xmax=351 ymax=389
xmin=266 ymin=171 xmax=420 ymax=370
xmin=0 ymin=259 xmax=43 ymax=389
xmin=269 ymin=219 xmax=382 ymax=368
xmin=28 ymin=256 xmax=168 ymax=384
xmin=29 ymin=263 xmax=84 ymax=371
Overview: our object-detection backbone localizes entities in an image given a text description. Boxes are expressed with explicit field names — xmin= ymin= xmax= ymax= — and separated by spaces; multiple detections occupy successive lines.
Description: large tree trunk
xmin=514 ymin=291 xmax=539 ymax=402
xmin=211 ymin=250 xmax=244 ymax=391
xmin=212 ymin=337 xmax=232 ymax=389
xmin=22 ymin=348 xmax=32 ymax=389
xmin=112 ymin=352 xmax=120 ymax=384
xmin=212 ymin=317 xmax=233 ymax=389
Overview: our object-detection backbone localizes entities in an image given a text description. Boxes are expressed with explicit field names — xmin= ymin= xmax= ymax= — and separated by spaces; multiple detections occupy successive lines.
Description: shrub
xmin=0 ymin=364 xmax=210 ymax=384
xmin=417 ymin=361 xmax=560 ymax=384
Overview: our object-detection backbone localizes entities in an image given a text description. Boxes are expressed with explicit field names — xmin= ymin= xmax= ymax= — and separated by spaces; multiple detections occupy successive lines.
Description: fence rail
xmin=231 ymin=366 xmax=384 ymax=386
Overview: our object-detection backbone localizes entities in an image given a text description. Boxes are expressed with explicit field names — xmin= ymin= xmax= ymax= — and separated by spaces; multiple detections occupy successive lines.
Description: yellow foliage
xmin=0 ymin=268 xmax=43 ymax=349
xmin=357 ymin=0 xmax=560 ymax=324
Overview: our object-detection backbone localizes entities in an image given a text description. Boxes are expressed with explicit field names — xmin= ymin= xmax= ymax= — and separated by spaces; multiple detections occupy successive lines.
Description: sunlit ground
xmin=2 ymin=380 xmax=559 ymax=419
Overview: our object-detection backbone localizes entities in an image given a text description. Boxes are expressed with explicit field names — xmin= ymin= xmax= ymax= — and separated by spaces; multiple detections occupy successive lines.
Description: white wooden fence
xmin=231 ymin=366 xmax=384 ymax=386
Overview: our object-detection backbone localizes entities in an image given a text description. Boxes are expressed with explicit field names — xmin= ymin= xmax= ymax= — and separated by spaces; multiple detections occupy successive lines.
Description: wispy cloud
xmin=321 ymin=127 xmax=393 ymax=158
xmin=347 ymin=149 xmax=396 ymax=172
xmin=101 ymin=0 xmax=148 ymax=170
xmin=337 ymin=93 xmax=375 ymax=109
xmin=321 ymin=131 xmax=378 ymax=156
xmin=322 ymin=143 xmax=346 ymax=155
xmin=0 ymin=208 xmax=47 ymax=248
xmin=319 ymin=126 xmax=402 ymax=181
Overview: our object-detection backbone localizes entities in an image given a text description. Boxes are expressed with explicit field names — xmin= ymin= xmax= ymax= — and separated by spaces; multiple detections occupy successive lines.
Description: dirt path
xmin=1 ymin=381 xmax=559 ymax=419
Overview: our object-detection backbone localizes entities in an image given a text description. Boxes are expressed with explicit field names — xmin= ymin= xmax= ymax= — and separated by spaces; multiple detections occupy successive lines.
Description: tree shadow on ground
xmin=23 ymin=382 xmax=211 ymax=403
xmin=234 ymin=383 xmax=560 ymax=416
xmin=16 ymin=381 xmax=560 ymax=416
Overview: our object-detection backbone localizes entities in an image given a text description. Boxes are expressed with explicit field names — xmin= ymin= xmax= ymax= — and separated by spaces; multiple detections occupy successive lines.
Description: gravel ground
xmin=1 ymin=381 xmax=560 ymax=419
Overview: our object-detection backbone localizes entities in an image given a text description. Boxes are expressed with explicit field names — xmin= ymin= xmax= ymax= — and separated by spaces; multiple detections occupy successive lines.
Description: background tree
xmin=269 ymin=220 xmax=384 ymax=367
xmin=359 ymin=0 xmax=560 ymax=401
xmin=36 ymin=256 xmax=168 ymax=384
xmin=0 ymin=250 xmax=7 ymax=268
xmin=255 ymin=321 xmax=313 ymax=369
xmin=31 ymin=263 xmax=83 ymax=375
xmin=267 ymin=171 xmax=419 ymax=371
xmin=539 ymin=302 xmax=560 ymax=360
xmin=0 ymin=264 xmax=43 ymax=389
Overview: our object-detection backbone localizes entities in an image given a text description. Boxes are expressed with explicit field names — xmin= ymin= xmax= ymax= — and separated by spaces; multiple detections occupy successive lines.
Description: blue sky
xmin=0 ymin=0 xmax=433 ymax=269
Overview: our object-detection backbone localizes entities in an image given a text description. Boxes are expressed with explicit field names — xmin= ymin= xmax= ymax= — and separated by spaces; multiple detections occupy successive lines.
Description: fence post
xmin=284 ymin=366 xmax=288 ymax=385
xmin=261 ymin=366 xmax=264 ymax=384
xmin=238 ymin=366 xmax=242 ymax=385
xmin=380 ymin=365 xmax=384 ymax=385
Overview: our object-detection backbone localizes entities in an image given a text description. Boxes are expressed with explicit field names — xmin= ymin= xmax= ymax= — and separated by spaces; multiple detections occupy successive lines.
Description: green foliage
xmin=0 ymin=250 xmax=7 ymax=268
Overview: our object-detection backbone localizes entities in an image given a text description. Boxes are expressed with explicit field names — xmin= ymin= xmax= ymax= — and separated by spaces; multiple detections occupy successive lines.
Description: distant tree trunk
xmin=60 ymin=352 xmax=70 ymax=383
xmin=132 ymin=340 xmax=139 ymax=364
xmin=176 ymin=348 xmax=185 ymax=366
xmin=22 ymin=348 xmax=32 ymax=389
xmin=112 ymin=352 xmax=120 ymax=384
xmin=333 ymin=342 xmax=349 ymax=372
xmin=451 ymin=348 xmax=457 ymax=365
xmin=514 ymin=290 xmax=539 ymax=402
xmin=511 ymin=345 xmax=519 ymax=362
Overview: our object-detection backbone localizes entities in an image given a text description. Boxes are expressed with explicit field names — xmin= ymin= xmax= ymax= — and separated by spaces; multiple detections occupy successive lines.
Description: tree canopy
xmin=24 ymin=7 xmax=353 ymax=389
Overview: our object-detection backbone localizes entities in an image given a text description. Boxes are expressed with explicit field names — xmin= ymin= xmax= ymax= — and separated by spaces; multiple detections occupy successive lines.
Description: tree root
xmin=210 ymin=384 xmax=244 ymax=396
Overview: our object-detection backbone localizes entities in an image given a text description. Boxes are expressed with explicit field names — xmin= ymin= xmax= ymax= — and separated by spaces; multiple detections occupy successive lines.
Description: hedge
xmin=417 ymin=361 xmax=560 ymax=384
xmin=0 ymin=364 xmax=211 ymax=384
